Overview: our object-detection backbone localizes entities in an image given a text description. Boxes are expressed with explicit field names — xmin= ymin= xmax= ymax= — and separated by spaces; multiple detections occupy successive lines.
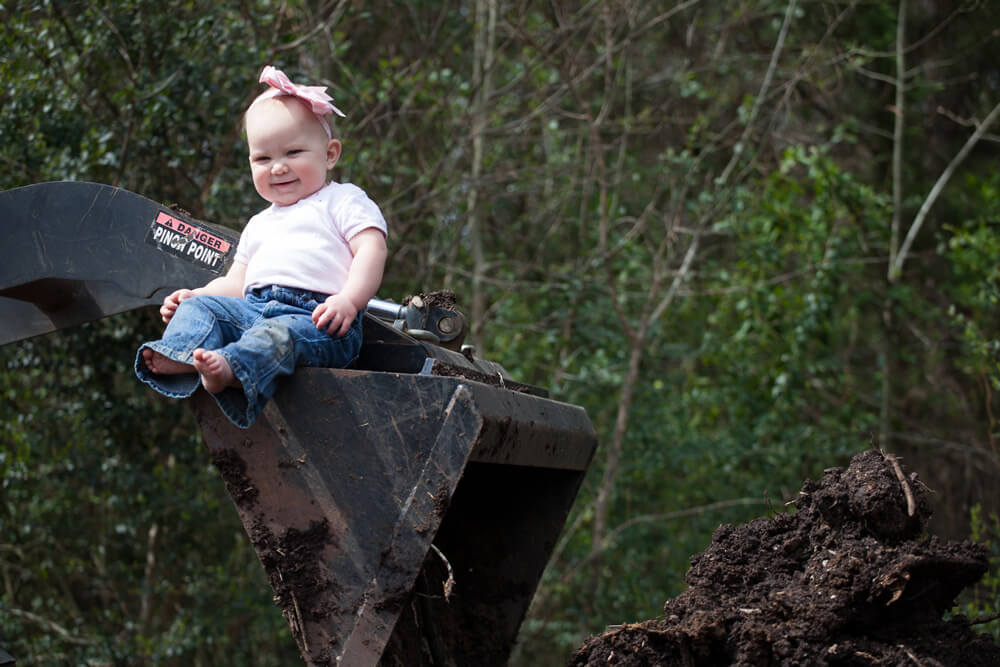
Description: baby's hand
xmin=161 ymin=288 xmax=197 ymax=323
xmin=313 ymin=294 xmax=358 ymax=337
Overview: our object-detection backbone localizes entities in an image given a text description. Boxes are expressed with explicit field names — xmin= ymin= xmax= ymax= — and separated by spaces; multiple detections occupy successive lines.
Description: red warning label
xmin=145 ymin=211 xmax=235 ymax=274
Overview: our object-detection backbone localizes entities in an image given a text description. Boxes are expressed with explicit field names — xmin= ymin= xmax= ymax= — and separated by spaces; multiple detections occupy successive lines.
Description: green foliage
xmin=700 ymin=145 xmax=889 ymax=449
xmin=3 ymin=1 xmax=1000 ymax=665
xmin=958 ymin=505 xmax=1000 ymax=639
xmin=943 ymin=168 xmax=1000 ymax=390
xmin=1 ymin=315 xmax=299 ymax=665
xmin=518 ymin=144 xmax=895 ymax=658
xmin=0 ymin=1 xmax=307 ymax=663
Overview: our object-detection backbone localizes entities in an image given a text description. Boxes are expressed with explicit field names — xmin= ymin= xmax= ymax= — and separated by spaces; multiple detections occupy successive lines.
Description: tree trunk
xmin=468 ymin=0 xmax=497 ymax=353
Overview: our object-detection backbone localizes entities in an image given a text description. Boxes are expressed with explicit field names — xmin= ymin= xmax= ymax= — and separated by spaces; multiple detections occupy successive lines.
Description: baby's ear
xmin=326 ymin=139 xmax=342 ymax=170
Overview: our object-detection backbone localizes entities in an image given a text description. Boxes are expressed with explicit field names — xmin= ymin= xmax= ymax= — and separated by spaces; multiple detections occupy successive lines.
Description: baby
xmin=135 ymin=65 xmax=388 ymax=428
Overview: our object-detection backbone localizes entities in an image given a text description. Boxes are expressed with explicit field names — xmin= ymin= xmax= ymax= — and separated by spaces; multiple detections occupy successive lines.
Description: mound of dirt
xmin=569 ymin=450 xmax=1000 ymax=666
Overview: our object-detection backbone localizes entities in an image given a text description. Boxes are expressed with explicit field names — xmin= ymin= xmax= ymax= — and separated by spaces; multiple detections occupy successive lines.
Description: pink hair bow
xmin=255 ymin=65 xmax=345 ymax=137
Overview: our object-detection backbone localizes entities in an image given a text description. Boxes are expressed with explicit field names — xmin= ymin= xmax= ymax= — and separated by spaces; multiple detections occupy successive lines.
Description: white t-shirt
xmin=235 ymin=181 xmax=387 ymax=296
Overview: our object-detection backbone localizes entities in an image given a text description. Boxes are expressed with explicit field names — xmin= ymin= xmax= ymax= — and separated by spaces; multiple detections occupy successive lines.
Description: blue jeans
xmin=134 ymin=285 xmax=363 ymax=428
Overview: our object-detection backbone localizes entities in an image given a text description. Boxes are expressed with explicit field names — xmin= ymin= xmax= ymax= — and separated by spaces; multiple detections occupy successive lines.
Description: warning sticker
xmin=145 ymin=211 xmax=236 ymax=274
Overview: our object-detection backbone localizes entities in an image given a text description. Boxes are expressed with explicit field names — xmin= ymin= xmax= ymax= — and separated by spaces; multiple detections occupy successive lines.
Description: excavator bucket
xmin=193 ymin=330 xmax=596 ymax=665
xmin=1 ymin=182 xmax=598 ymax=666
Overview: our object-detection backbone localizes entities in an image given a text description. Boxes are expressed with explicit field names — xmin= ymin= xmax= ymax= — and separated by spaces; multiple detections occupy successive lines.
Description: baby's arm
xmin=313 ymin=228 xmax=387 ymax=336
xmin=160 ymin=261 xmax=248 ymax=323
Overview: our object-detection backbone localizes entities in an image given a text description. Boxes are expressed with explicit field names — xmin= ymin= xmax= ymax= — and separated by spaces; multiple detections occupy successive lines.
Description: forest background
xmin=2 ymin=1 xmax=1000 ymax=665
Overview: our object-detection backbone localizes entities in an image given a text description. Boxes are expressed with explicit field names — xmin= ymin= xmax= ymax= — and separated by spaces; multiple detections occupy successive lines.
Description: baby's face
xmin=245 ymin=97 xmax=340 ymax=207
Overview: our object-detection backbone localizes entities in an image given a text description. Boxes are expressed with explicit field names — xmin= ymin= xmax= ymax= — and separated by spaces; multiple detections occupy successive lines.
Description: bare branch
xmin=602 ymin=498 xmax=768 ymax=550
xmin=847 ymin=1 xmax=982 ymax=60
xmin=531 ymin=497 xmax=765 ymax=619
xmin=274 ymin=0 xmax=349 ymax=53
xmin=650 ymin=231 xmax=700 ymax=324
xmin=889 ymin=0 xmax=906 ymax=278
xmin=719 ymin=0 xmax=798 ymax=185
xmin=7 ymin=607 xmax=94 ymax=646
xmin=936 ymin=105 xmax=1000 ymax=143
xmin=890 ymin=98 xmax=1000 ymax=280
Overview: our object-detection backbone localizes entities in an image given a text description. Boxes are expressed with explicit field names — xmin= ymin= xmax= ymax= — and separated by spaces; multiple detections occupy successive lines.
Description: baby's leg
xmin=136 ymin=294 xmax=260 ymax=404
xmin=192 ymin=348 xmax=240 ymax=394
xmin=142 ymin=347 xmax=195 ymax=375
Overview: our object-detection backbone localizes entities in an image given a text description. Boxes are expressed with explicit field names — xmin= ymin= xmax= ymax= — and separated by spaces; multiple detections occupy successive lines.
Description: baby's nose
xmin=271 ymin=161 xmax=288 ymax=174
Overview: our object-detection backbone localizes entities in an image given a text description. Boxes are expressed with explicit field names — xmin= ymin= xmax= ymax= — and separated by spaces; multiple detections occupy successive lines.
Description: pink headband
xmin=251 ymin=65 xmax=346 ymax=138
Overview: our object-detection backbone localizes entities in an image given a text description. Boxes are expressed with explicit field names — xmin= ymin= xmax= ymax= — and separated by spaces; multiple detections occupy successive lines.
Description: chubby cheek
xmin=301 ymin=168 xmax=326 ymax=191
xmin=250 ymin=168 xmax=271 ymax=197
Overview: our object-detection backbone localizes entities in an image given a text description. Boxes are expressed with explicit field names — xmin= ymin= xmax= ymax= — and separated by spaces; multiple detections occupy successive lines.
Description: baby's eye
xmin=287 ymin=149 xmax=304 ymax=156
xmin=253 ymin=156 xmax=270 ymax=164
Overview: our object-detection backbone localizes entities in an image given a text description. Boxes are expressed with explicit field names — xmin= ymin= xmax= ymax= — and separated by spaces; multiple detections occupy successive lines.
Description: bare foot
xmin=192 ymin=348 xmax=239 ymax=393
xmin=143 ymin=347 xmax=195 ymax=375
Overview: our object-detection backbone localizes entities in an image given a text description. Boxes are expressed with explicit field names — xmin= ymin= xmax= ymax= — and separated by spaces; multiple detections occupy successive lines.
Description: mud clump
xmin=406 ymin=290 xmax=457 ymax=311
xmin=570 ymin=450 xmax=1000 ymax=666
xmin=211 ymin=448 xmax=258 ymax=507
xmin=249 ymin=518 xmax=340 ymax=623
xmin=248 ymin=518 xmax=341 ymax=665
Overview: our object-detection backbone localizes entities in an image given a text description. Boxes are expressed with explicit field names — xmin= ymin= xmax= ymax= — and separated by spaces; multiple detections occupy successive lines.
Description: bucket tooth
xmin=193 ymin=368 xmax=597 ymax=666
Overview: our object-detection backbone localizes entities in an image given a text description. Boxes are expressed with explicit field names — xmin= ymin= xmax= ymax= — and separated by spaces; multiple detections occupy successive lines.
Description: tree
xmin=3 ymin=1 xmax=999 ymax=665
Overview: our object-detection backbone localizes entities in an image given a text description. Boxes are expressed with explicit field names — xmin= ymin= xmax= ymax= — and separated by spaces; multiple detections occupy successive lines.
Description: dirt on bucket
xmin=569 ymin=450 xmax=1000 ymax=666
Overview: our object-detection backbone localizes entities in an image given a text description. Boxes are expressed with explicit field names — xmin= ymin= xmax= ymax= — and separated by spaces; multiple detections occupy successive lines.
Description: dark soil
xmin=210 ymin=447 xmax=340 ymax=662
xmin=405 ymin=290 xmax=457 ymax=311
xmin=428 ymin=359 xmax=544 ymax=396
xmin=249 ymin=515 xmax=342 ymax=666
xmin=211 ymin=448 xmax=259 ymax=507
xmin=569 ymin=450 xmax=1000 ymax=666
